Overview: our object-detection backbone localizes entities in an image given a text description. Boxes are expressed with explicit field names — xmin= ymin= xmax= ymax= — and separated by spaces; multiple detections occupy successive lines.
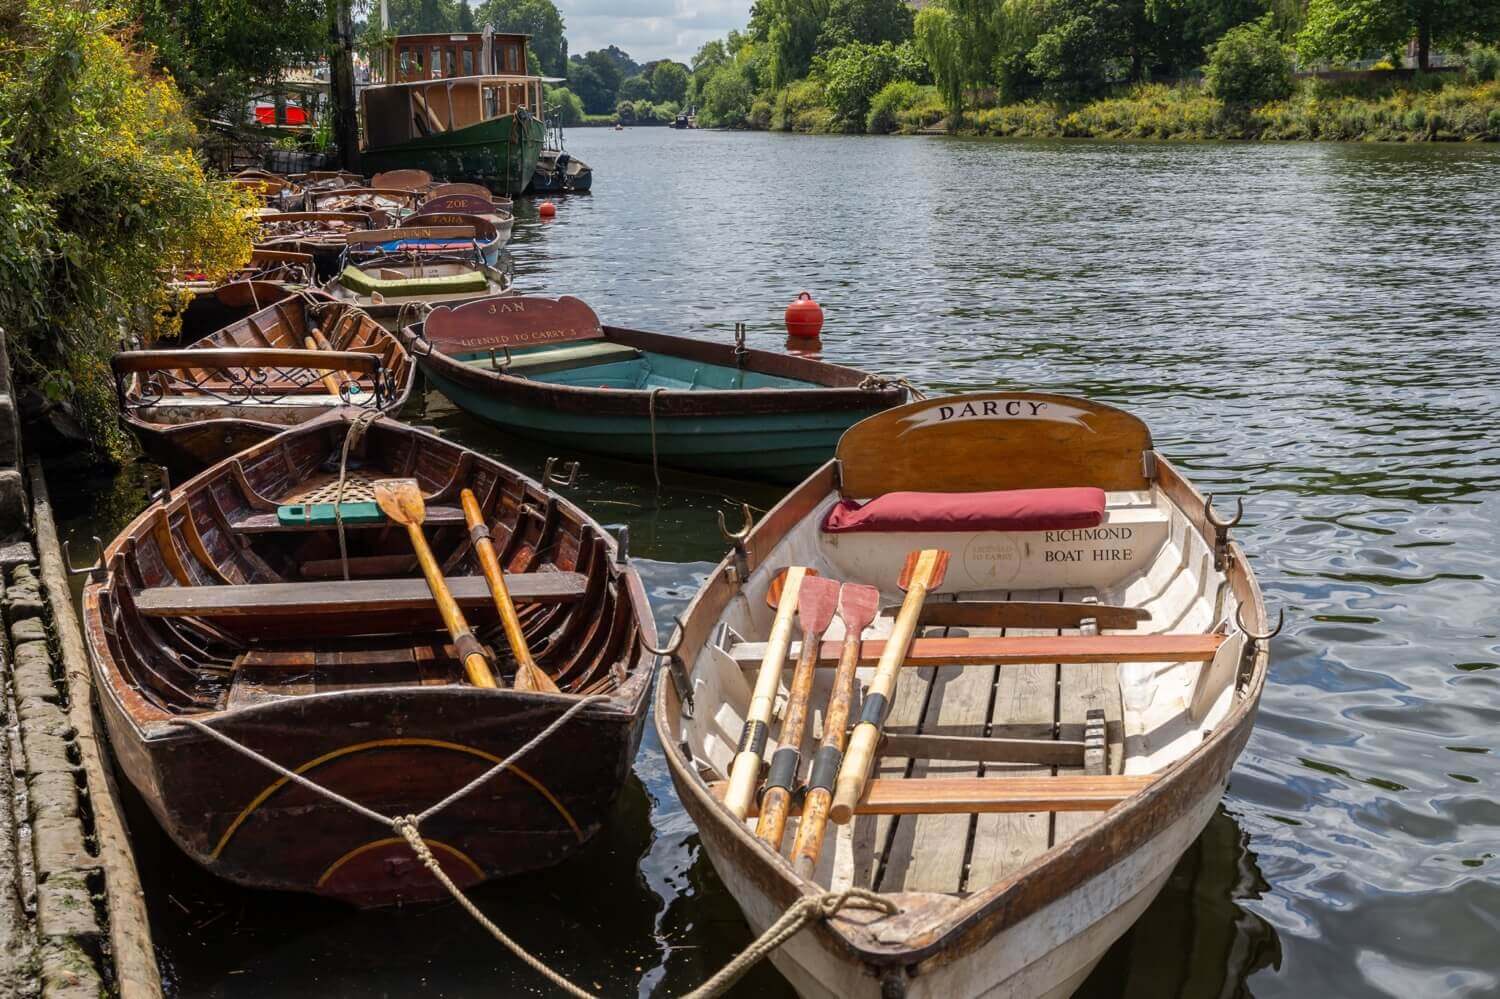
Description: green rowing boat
xmin=399 ymin=296 xmax=910 ymax=484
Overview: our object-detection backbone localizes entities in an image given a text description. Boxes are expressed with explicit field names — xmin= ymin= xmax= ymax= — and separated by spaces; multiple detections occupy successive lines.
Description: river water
xmin=59 ymin=128 xmax=1500 ymax=997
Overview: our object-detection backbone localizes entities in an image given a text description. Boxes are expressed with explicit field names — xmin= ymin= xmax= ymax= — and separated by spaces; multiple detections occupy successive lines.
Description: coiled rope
xmin=175 ymin=694 xmax=897 ymax=997
xmin=857 ymin=374 xmax=927 ymax=400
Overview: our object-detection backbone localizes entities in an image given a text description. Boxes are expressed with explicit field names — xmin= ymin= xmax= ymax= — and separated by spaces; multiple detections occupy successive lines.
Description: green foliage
xmin=1027 ymin=0 xmax=1121 ymax=97
xmin=1469 ymin=47 xmax=1500 ymax=82
xmin=618 ymin=74 xmax=654 ymax=102
xmin=817 ymin=41 xmax=912 ymax=127
xmin=1298 ymin=0 xmax=1500 ymax=69
xmin=0 ymin=0 xmax=257 ymax=456
xmin=1206 ymin=17 xmax=1293 ymax=106
xmin=915 ymin=4 xmax=967 ymax=123
xmin=865 ymin=79 xmax=925 ymax=131
xmin=544 ymin=84 xmax=583 ymax=124
xmin=475 ymin=0 xmax=567 ymax=75
xmin=817 ymin=0 xmax=915 ymax=50
xmin=652 ymin=61 xmax=690 ymax=102
xmin=700 ymin=59 xmax=756 ymax=127
xmin=130 ymin=0 xmax=325 ymax=118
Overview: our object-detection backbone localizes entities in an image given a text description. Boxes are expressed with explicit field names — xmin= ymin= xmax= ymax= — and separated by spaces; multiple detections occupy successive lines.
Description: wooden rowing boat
xmin=81 ymin=411 xmax=654 ymax=907
xmin=344 ymin=214 xmax=508 ymax=268
xmin=112 ymin=292 xmax=414 ymax=473
xmin=168 ymin=266 xmax=312 ymax=346
xmin=655 ymin=391 xmax=1272 ymax=997
xmin=257 ymin=211 xmax=382 ymax=279
xmin=398 ymin=296 xmax=908 ymax=483
xmin=325 ymin=253 xmax=513 ymax=330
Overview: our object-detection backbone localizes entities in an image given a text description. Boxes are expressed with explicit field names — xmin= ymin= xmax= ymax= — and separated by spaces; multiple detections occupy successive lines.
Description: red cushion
xmin=821 ymin=487 xmax=1107 ymax=534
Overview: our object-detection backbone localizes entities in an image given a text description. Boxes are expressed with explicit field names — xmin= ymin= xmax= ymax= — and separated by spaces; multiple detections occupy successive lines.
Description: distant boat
xmin=359 ymin=30 xmax=544 ymax=197
xmin=397 ymin=295 xmax=908 ymax=483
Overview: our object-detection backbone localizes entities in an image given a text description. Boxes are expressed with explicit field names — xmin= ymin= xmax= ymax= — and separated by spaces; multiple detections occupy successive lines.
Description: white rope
xmin=174 ymin=693 xmax=899 ymax=998
xmin=857 ymin=374 xmax=927 ymax=400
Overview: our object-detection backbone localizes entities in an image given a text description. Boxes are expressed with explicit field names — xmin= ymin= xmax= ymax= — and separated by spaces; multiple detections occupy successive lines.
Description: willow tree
xmin=915 ymin=0 xmax=1025 ymax=126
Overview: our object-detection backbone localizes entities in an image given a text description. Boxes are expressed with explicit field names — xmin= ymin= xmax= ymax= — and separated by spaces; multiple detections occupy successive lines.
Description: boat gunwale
xmin=652 ymin=449 xmax=1270 ymax=977
xmin=399 ymin=319 xmax=908 ymax=418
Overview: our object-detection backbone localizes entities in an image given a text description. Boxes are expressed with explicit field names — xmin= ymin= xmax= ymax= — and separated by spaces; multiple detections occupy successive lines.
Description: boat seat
xmin=727 ymin=633 xmax=1225 ymax=669
xmin=710 ymin=774 xmax=1156 ymax=816
xmin=135 ymin=573 xmax=586 ymax=618
xmin=337 ymin=266 xmax=487 ymax=298
xmin=466 ymin=341 xmax=642 ymax=376
xmin=823 ymin=487 xmax=1106 ymax=533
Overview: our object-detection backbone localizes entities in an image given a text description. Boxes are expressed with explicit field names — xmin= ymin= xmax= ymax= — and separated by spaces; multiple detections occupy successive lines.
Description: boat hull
xmin=96 ymin=680 xmax=648 ymax=906
xmin=361 ymin=114 xmax=544 ymax=198
xmin=425 ymin=366 xmax=886 ymax=483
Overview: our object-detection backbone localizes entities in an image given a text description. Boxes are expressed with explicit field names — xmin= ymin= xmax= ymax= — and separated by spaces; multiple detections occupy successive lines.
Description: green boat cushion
xmin=277 ymin=501 xmax=385 ymax=526
xmin=465 ymin=341 xmax=642 ymax=376
xmin=338 ymin=265 xmax=488 ymax=298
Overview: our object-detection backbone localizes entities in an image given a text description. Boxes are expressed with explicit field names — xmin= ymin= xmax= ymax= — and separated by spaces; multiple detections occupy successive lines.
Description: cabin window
xmin=445 ymin=48 xmax=456 ymax=78
xmin=399 ymin=48 xmax=411 ymax=75
xmin=431 ymin=46 xmax=443 ymax=78
xmin=505 ymin=45 xmax=519 ymax=73
xmin=462 ymin=49 xmax=473 ymax=76
xmin=483 ymin=85 xmax=497 ymax=118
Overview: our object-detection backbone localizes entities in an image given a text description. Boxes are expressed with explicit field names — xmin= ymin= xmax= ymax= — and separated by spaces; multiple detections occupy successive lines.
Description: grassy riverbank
xmin=772 ymin=75 xmax=1500 ymax=143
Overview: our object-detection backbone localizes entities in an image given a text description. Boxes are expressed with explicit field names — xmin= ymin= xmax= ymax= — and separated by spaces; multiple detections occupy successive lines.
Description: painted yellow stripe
xmin=315 ymin=836 xmax=484 ymax=889
xmin=210 ymin=737 xmax=584 ymax=859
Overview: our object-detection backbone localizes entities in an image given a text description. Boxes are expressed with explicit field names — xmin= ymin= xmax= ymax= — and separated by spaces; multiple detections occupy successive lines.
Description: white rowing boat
xmin=654 ymin=391 xmax=1273 ymax=997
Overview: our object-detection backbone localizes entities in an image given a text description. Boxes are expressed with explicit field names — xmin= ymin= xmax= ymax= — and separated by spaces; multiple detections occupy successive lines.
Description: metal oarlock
xmin=487 ymin=346 xmax=513 ymax=372
xmin=639 ymin=617 xmax=693 ymax=717
xmin=1204 ymin=493 xmax=1243 ymax=572
xmin=1236 ymin=604 xmax=1284 ymax=657
xmin=733 ymin=322 xmax=748 ymax=367
xmin=144 ymin=464 xmax=172 ymax=504
xmin=718 ymin=502 xmax=754 ymax=577
xmin=64 ymin=536 xmax=105 ymax=580
xmin=543 ymin=457 xmax=580 ymax=488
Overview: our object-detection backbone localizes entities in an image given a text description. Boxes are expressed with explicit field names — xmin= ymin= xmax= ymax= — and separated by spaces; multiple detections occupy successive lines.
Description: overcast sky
xmin=557 ymin=0 xmax=750 ymax=64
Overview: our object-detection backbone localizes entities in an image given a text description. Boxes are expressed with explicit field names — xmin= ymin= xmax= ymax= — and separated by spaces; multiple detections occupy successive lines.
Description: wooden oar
xmin=722 ymin=566 xmax=816 ymax=820
xmin=830 ymin=549 xmax=949 ymax=824
xmin=459 ymin=488 xmax=559 ymax=693
xmin=790 ymin=581 xmax=879 ymax=876
xmin=373 ymin=478 xmax=499 ymax=689
xmin=303 ymin=332 xmax=346 ymax=398
xmin=755 ymin=574 xmax=840 ymax=851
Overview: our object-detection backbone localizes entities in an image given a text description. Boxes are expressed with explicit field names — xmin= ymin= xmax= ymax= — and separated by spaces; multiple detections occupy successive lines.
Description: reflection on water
xmin=55 ymin=128 xmax=1500 ymax=996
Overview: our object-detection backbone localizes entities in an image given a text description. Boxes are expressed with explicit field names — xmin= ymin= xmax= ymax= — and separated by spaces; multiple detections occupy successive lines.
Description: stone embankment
xmin=0 ymin=327 xmax=161 ymax=997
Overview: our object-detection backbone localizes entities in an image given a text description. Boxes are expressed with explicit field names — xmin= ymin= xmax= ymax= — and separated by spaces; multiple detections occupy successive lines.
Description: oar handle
xmin=405 ymin=521 xmax=499 ymax=689
xmin=790 ymin=627 xmax=864 ymax=876
xmin=830 ymin=574 xmax=937 ymax=824
xmin=755 ymin=629 xmax=823 ymax=850
xmin=461 ymin=489 xmax=559 ymax=694
xmin=304 ymin=335 xmax=346 ymax=399
xmin=723 ymin=567 xmax=809 ymax=819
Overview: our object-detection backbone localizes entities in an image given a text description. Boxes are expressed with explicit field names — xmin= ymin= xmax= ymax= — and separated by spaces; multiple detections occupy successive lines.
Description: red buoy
xmin=785 ymin=291 xmax=824 ymax=339
xmin=538 ymin=200 xmax=557 ymax=218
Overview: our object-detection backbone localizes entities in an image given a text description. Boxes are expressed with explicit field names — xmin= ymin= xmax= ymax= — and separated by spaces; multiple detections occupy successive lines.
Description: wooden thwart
xmin=730 ymin=633 xmax=1224 ymax=669
xmin=908 ymin=601 xmax=1151 ymax=631
xmin=135 ymin=573 xmax=586 ymax=617
xmin=878 ymin=732 xmax=1087 ymax=767
xmin=710 ymin=774 xmax=1155 ymax=816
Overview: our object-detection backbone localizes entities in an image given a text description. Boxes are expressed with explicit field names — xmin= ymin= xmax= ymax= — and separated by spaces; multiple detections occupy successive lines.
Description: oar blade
xmin=372 ymin=478 xmax=425 ymax=526
xmin=836 ymin=583 xmax=881 ymax=634
xmin=897 ymin=548 xmax=950 ymax=591
xmin=796 ymin=575 xmax=841 ymax=634
xmin=766 ymin=565 xmax=819 ymax=609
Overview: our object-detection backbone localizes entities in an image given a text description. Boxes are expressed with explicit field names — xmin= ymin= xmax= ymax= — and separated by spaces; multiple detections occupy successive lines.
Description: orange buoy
xmin=784 ymin=291 xmax=824 ymax=339
xmin=539 ymin=200 xmax=557 ymax=218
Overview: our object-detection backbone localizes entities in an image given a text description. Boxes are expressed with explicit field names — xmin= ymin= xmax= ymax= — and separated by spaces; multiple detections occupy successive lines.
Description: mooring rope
xmin=647 ymin=386 xmax=666 ymax=491
xmin=333 ymin=409 xmax=384 ymax=581
xmin=857 ymin=373 xmax=927 ymax=400
xmin=174 ymin=693 xmax=898 ymax=998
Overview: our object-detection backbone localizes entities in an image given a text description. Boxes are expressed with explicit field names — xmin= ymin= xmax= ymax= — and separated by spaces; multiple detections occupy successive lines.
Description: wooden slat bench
xmin=711 ymin=774 xmax=1156 ymax=817
xmin=729 ymin=633 xmax=1224 ymax=669
xmin=136 ymin=573 xmax=587 ymax=618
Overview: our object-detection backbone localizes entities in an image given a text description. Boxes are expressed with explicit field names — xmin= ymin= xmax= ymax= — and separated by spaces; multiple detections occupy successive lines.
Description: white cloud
xmin=557 ymin=0 xmax=751 ymax=63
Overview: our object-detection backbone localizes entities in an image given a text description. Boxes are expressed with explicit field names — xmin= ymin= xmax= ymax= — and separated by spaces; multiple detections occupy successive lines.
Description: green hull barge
xmin=399 ymin=295 xmax=910 ymax=485
xmin=361 ymin=30 xmax=548 ymax=197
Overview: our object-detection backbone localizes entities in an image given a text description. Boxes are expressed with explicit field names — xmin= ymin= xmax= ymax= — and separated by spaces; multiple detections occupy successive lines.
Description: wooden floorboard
xmin=1055 ymin=587 xmax=1126 ymax=842
xmin=966 ymin=589 xmax=1059 ymax=890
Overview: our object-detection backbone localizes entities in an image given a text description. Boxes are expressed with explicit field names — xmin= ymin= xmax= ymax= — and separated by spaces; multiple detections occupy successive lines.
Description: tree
xmin=1298 ymin=0 xmax=1500 ymax=71
xmin=130 ymin=0 xmax=327 ymax=118
xmin=476 ymin=0 xmax=567 ymax=75
xmin=1027 ymin=0 xmax=1124 ymax=96
xmin=593 ymin=45 xmax=642 ymax=80
xmin=700 ymin=61 xmax=755 ymax=125
xmin=579 ymin=49 xmax=624 ymax=103
xmin=651 ymin=60 xmax=690 ymax=102
xmin=457 ymin=0 xmax=476 ymax=31
xmin=1206 ymin=16 xmax=1293 ymax=105
xmin=915 ymin=0 xmax=1005 ymax=121
xmin=618 ymin=74 xmax=654 ymax=102
xmin=816 ymin=41 xmax=909 ymax=127
xmin=380 ymin=0 xmax=462 ymax=33
xmin=566 ymin=59 xmax=611 ymax=113
xmin=817 ymin=0 xmax=914 ymax=50
xmin=758 ymin=0 xmax=826 ymax=85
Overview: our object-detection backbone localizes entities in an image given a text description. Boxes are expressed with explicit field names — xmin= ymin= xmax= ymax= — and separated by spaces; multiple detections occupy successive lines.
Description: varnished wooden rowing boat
xmin=398 ymin=295 xmax=908 ymax=483
xmin=112 ymin=293 xmax=414 ymax=473
xmin=656 ymin=391 xmax=1272 ymax=997
xmin=325 ymin=253 xmax=513 ymax=330
xmin=81 ymin=411 xmax=654 ymax=906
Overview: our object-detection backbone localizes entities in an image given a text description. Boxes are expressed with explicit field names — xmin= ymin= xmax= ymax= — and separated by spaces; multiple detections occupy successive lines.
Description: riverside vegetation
xmin=676 ymin=0 xmax=1500 ymax=142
